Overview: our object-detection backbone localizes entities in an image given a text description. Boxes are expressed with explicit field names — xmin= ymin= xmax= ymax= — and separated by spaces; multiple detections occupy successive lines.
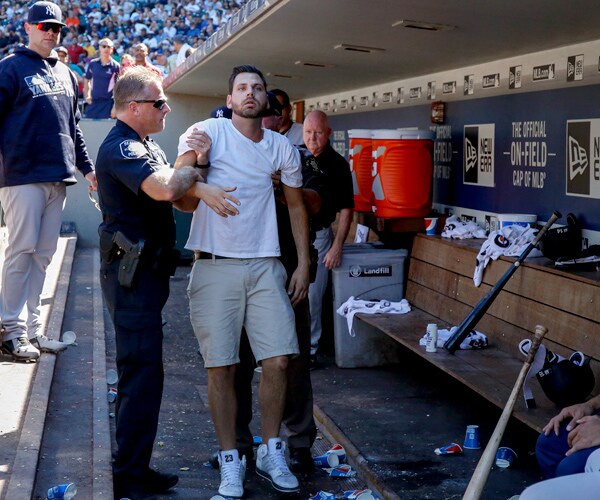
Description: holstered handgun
xmin=113 ymin=231 xmax=145 ymax=288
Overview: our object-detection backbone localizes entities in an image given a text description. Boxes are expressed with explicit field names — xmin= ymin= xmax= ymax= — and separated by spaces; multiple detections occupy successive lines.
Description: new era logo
xmin=568 ymin=136 xmax=588 ymax=180
xmin=465 ymin=138 xmax=477 ymax=172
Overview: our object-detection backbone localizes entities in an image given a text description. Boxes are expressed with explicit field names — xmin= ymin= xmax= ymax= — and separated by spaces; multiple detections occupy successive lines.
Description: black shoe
xmin=309 ymin=354 xmax=320 ymax=370
xmin=288 ymin=447 xmax=314 ymax=474
xmin=143 ymin=467 xmax=179 ymax=492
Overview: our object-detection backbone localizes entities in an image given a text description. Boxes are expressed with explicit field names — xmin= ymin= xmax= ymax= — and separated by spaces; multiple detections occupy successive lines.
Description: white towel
xmin=473 ymin=225 xmax=542 ymax=287
xmin=442 ymin=215 xmax=487 ymax=240
xmin=419 ymin=327 xmax=488 ymax=350
xmin=336 ymin=296 xmax=411 ymax=337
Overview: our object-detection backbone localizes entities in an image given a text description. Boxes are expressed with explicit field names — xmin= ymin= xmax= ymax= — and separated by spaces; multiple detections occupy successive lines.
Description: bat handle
xmin=525 ymin=325 xmax=548 ymax=364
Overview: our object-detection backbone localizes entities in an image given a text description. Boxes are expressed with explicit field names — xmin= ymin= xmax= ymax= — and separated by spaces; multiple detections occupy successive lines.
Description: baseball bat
xmin=444 ymin=211 xmax=560 ymax=353
xmin=462 ymin=324 xmax=548 ymax=500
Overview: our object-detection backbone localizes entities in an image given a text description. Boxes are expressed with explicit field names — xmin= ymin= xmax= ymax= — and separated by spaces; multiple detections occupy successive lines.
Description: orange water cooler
xmin=348 ymin=129 xmax=374 ymax=212
xmin=371 ymin=129 xmax=434 ymax=218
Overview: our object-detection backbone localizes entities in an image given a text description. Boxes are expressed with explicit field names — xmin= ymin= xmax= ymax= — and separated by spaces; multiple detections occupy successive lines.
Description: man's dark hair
xmin=271 ymin=88 xmax=290 ymax=108
xmin=228 ymin=65 xmax=267 ymax=93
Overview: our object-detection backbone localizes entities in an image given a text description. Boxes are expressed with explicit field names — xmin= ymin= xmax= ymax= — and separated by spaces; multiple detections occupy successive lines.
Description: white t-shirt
xmin=178 ymin=118 xmax=302 ymax=257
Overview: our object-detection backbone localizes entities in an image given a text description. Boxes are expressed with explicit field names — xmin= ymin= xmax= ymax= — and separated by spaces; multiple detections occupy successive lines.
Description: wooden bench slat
xmin=412 ymin=236 xmax=600 ymax=321
xmin=351 ymin=234 xmax=600 ymax=434
xmin=357 ymin=312 xmax=557 ymax=432
xmin=408 ymin=259 xmax=600 ymax=360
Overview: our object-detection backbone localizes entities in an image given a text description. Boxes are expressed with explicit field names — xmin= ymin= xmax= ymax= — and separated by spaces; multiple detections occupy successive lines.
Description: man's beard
xmin=232 ymin=100 xmax=265 ymax=119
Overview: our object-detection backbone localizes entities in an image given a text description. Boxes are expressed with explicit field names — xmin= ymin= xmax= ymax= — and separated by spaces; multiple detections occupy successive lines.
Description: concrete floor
xmin=33 ymin=254 xmax=544 ymax=499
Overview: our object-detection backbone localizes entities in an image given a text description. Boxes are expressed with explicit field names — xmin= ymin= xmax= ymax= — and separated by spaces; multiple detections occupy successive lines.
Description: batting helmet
xmin=537 ymin=352 xmax=595 ymax=407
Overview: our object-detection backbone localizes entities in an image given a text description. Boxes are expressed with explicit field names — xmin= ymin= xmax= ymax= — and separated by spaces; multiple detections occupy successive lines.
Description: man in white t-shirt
xmin=174 ymin=65 xmax=309 ymax=498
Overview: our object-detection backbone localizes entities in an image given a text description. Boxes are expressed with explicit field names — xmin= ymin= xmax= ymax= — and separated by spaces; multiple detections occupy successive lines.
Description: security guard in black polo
xmin=95 ymin=67 xmax=203 ymax=500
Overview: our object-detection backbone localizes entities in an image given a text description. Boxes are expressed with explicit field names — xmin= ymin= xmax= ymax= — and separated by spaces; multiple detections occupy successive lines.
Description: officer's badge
xmin=120 ymin=140 xmax=146 ymax=159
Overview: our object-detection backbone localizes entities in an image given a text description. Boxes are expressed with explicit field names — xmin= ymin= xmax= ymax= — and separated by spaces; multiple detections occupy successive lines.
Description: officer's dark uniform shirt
xmin=310 ymin=143 xmax=354 ymax=231
xmin=276 ymin=148 xmax=326 ymax=279
xmin=96 ymin=119 xmax=175 ymax=248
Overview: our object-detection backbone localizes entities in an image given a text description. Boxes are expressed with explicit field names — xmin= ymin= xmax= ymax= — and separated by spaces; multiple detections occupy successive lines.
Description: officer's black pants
xmin=100 ymin=258 xmax=169 ymax=483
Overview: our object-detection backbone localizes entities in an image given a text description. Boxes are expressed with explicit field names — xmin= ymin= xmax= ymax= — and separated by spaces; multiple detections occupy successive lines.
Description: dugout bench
xmin=356 ymin=233 xmax=600 ymax=433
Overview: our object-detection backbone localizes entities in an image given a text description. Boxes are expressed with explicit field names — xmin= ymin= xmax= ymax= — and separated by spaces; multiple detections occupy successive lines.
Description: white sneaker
xmin=30 ymin=334 xmax=69 ymax=353
xmin=218 ymin=450 xmax=246 ymax=498
xmin=1 ymin=335 xmax=40 ymax=361
xmin=256 ymin=438 xmax=299 ymax=493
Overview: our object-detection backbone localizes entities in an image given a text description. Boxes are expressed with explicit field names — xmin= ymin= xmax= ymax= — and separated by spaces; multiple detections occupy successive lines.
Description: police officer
xmin=95 ymin=66 xmax=239 ymax=500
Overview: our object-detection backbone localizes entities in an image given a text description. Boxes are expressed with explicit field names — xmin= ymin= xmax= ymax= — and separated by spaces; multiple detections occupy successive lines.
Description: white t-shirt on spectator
xmin=177 ymin=118 xmax=302 ymax=258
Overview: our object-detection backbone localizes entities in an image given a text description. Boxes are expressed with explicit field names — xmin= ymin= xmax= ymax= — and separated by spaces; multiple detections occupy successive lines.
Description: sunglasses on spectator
xmin=35 ymin=22 xmax=62 ymax=34
xmin=129 ymin=99 xmax=168 ymax=110
xmin=100 ymin=44 xmax=112 ymax=48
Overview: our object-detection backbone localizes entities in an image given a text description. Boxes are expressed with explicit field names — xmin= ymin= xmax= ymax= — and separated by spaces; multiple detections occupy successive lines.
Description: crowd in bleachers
xmin=0 ymin=0 xmax=247 ymax=76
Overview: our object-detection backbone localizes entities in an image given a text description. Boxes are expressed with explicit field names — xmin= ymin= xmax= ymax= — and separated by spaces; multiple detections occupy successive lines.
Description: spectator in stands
xmin=67 ymin=35 xmax=87 ymax=64
xmin=172 ymin=34 xmax=191 ymax=67
xmin=131 ymin=42 xmax=162 ymax=77
xmin=154 ymin=51 xmax=168 ymax=76
xmin=56 ymin=45 xmax=85 ymax=97
xmin=0 ymin=0 xmax=96 ymax=361
xmin=303 ymin=110 xmax=354 ymax=366
xmin=271 ymin=88 xmax=304 ymax=146
xmin=83 ymin=37 xmax=119 ymax=118
xmin=65 ymin=9 xmax=80 ymax=30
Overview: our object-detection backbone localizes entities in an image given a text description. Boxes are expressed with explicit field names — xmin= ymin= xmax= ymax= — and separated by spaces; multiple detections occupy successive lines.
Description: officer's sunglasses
xmin=35 ymin=22 xmax=62 ymax=34
xmin=129 ymin=99 xmax=168 ymax=110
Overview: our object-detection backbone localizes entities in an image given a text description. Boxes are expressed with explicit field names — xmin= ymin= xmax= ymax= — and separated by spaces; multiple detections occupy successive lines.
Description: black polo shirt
xmin=96 ymin=120 xmax=175 ymax=249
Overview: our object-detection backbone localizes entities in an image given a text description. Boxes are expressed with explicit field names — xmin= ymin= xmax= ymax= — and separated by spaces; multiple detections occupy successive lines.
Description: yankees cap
xmin=28 ymin=1 xmax=66 ymax=26
xmin=210 ymin=105 xmax=232 ymax=119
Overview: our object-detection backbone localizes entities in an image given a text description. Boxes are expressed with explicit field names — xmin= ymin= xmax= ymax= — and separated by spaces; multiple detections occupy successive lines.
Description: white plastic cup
xmin=106 ymin=369 xmax=118 ymax=385
xmin=62 ymin=331 xmax=77 ymax=344
xmin=425 ymin=217 xmax=438 ymax=235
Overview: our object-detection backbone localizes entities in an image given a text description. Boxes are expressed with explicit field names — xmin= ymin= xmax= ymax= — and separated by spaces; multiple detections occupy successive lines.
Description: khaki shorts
xmin=187 ymin=257 xmax=299 ymax=367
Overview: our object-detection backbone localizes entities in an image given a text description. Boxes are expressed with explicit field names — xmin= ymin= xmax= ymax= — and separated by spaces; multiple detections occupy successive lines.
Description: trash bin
xmin=332 ymin=244 xmax=408 ymax=368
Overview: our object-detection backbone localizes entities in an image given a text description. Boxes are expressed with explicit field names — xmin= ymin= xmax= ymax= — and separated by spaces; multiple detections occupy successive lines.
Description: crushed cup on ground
xmin=327 ymin=464 xmax=357 ymax=477
xmin=327 ymin=443 xmax=347 ymax=462
xmin=343 ymin=489 xmax=378 ymax=499
xmin=309 ymin=492 xmax=336 ymax=500
xmin=434 ymin=442 xmax=463 ymax=455
xmin=47 ymin=482 xmax=77 ymax=499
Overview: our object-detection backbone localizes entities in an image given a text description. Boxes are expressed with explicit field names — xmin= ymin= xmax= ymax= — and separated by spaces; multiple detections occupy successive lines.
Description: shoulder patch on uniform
xmin=119 ymin=140 xmax=146 ymax=159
